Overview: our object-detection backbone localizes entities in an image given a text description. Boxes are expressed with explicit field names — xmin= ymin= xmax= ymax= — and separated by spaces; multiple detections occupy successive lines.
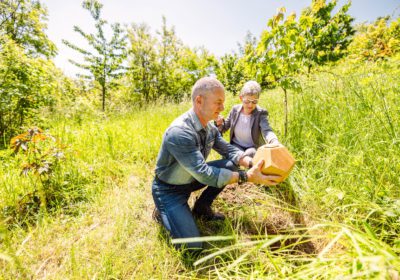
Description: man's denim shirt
xmin=155 ymin=109 xmax=244 ymax=188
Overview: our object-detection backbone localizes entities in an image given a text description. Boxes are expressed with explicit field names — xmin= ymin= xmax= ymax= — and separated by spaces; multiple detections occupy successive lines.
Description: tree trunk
xmin=102 ymin=84 xmax=106 ymax=111
xmin=283 ymin=87 xmax=288 ymax=139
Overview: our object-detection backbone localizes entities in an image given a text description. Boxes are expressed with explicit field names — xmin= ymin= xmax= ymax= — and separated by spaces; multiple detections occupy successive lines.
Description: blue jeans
xmin=152 ymin=159 xmax=238 ymax=249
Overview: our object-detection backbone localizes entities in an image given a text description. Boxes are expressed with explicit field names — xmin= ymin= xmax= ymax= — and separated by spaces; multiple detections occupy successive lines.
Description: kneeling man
xmin=152 ymin=77 xmax=280 ymax=250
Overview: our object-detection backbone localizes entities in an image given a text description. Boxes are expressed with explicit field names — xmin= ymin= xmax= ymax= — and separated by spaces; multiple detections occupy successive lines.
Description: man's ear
xmin=195 ymin=95 xmax=202 ymax=106
xmin=239 ymin=95 xmax=243 ymax=102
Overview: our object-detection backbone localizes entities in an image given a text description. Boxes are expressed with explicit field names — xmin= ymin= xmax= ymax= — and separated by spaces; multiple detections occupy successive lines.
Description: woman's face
xmin=240 ymin=95 xmax=258 ymax=114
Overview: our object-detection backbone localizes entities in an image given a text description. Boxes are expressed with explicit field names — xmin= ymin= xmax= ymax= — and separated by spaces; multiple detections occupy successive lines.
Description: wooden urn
xmin=252 ymin=144 xmax=295 ymax=183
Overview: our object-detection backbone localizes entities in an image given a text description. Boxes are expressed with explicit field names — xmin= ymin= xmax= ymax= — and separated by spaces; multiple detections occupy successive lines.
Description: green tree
xmin=126 ymin=17 xmax=216 ymax=103
xmin=299 ymin=0 xmax=355 ymax=73
xmin=63 ymin=0 xmax=127 ymax=111
xmin=257 ymin=8 xmax=303 ymax=137
xmin=156 ymin=16 xmax=183 ymax=101
xmin=0 ymin=35 xmax=61 ymax=143
xmin=254 ymin=1 xmax=354 ymax=137
xmin=0 ymin=0 xmax=56 ymax=58
xmin=178 ymin=46 xmax=217 ymax=93
xmin=237 ymin=32 xmax=262 ymax=86
xmin=348 ymin=16 xmax=400 ymax=61
xmin=215 ymin=53 xmax=245 ymax=95
xmin=216 ymin=33 xmax=260 ymax=95
xmin=127 ymin=23 xmax=158 ymax=102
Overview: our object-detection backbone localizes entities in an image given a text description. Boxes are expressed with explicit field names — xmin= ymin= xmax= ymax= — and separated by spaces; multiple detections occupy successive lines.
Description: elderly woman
xmin=216 ymin=81 xmax=280 ymax=159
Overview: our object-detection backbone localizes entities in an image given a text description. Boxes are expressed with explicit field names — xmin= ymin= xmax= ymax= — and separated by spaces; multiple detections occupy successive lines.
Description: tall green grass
xmin=191 ymin=59 xmax=400 ymax=278
xmin=289 ymin=60 xmax=400 ymax=229
xmin=0 ymin=101 xmax=192 ymax=278
xmin=1 ymin=59 xmax=399 ymax=278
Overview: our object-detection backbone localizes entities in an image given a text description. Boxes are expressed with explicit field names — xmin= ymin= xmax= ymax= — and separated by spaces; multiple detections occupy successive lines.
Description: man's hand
xmin=247 ymin=159 xmax=281 ymax=186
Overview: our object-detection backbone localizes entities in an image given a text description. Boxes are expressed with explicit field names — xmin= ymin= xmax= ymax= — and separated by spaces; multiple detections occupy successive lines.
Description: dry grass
xmin=2 ymin=174 xmax=188 ymax=279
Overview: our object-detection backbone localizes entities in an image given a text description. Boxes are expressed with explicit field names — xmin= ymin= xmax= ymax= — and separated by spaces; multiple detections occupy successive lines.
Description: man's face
xmin=198 ymin=88 xmax=225 ymax=123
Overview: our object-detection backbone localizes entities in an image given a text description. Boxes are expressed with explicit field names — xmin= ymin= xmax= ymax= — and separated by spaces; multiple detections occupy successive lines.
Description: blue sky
xmin=41 ymin=0 xmax=400 ymax=76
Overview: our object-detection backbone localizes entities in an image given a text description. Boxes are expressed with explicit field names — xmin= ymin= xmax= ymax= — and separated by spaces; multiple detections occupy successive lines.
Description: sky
xmin=41 ymin=0 xmax=400 ymax=77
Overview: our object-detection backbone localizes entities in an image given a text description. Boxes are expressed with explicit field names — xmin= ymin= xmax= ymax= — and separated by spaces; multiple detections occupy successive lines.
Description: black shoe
xmin=192 ymin=203 xmax=225 ymax=221
xmin=152 ymin=208 xmax=162 ymax=224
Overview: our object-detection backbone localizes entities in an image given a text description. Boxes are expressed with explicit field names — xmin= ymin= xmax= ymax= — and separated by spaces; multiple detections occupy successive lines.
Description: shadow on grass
xmin=219 ymin=181 xmax=317 ymax=255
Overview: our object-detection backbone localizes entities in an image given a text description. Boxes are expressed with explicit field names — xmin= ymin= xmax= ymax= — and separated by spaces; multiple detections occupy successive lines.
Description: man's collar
xmin=189 ymin=108 xmax=211 ymax=132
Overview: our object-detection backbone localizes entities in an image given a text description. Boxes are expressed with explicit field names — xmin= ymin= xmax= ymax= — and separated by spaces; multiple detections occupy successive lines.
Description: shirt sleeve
xmin=164 ymin=126 xmax=233 ymax=188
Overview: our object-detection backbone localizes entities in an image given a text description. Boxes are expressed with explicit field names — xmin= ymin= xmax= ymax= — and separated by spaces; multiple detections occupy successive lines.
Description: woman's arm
xmin=259 ymin=110 xmax=280 ymax=144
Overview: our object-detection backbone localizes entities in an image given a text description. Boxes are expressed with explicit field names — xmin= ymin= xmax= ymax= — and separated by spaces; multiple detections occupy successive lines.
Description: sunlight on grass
xmin=1 ymin=60 xmax=400 ymax=278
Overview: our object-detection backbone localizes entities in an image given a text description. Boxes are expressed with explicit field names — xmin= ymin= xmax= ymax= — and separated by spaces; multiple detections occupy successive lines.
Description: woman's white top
xmin=233 ymin=113 xmax=254 ymax=148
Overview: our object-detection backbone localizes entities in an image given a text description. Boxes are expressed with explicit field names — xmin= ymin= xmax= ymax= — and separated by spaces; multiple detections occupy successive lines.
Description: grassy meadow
xmin=1 ymin=58 xmax=400 ymax=279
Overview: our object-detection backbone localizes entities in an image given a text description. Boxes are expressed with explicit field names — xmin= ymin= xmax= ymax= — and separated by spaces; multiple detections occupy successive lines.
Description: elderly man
xmin=152 ymin=77 xmax=280 ymax=250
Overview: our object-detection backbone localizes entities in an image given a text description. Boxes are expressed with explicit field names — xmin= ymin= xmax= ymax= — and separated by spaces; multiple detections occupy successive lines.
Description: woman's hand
xmin=215 ymin=115 xmax=224 ymax=126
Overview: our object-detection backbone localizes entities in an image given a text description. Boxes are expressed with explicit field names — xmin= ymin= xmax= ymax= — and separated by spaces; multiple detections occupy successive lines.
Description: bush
xmin=0 ymin=35 xmax=70 ymax=146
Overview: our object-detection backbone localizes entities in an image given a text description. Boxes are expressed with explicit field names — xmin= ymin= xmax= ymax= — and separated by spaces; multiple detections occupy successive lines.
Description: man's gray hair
xmin=240 ymin=80 xmax=261 ymax=97
xmin=192 ymin=77 xmax=224 ymax=103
